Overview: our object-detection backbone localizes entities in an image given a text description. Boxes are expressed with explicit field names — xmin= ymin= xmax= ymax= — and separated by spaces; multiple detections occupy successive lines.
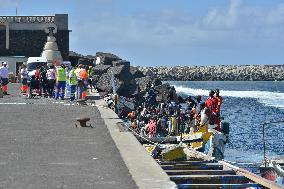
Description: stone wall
xmin=0 ymin=30 xmax=69 ymax=60
xmin=138 ymin=65 xmax=284 ymax=81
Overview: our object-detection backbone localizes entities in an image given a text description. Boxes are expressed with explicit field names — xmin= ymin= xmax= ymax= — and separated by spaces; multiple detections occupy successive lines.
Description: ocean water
xmin=168 ymin=81 xmax=284 ymax=173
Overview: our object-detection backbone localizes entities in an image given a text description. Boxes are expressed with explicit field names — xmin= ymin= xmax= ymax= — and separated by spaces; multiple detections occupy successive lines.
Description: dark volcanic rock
xmin=130 ymin=66 xmax=145 ymax=78
xmin=135 ymin=76 xmax=162 ymax=94
xmin=110 ymin=65 xmax=131 ymax=80
xmin=116 ymin=96 xmax=136 ymax=118
xmin=78 ymin=58 xmax=94 ymax=66
xmin=96 ymin=52 xmax=122 ymax=65
xmin=96 ymin=64 xmax=137 ymax=97
xmin=112 ymin=60 xmax=130 ymax=68
xmin=96 ymin=73 xmax=121 ymax=93
xmin=93 ymin=65 xmax=111 ymax=75
xmin=154 ymin=83 xmax=178 ymax=102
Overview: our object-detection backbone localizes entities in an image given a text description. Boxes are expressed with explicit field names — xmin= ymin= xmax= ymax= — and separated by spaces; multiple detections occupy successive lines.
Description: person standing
xmin=79 ymin=66 xmax=88 ymax=99
xmin=75 ymin=64 xmax=83 ymax=99
xmin=215 ymin=89 xmax=223 ymax=131
xmin=39 ymin=65 xmax=48 ymax=97
xmin=55 ymin=64 xmax=66 ymax=100
xmin=46 ymin=65 xmax=56 ymax=98
xmin=20 ymin=64 xmax=28 ymax=93
xmin=0 ymin=62 xmax=9 ymax=95
xmin=87 ymin=65 xmax=95 ymax=92
xmin=68 ymin=67 xmax=77 ymax=102
xmin=205 ymin=90 xmax=218 ymax=129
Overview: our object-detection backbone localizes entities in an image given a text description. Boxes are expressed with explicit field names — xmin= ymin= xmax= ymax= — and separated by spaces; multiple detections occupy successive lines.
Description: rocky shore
xmin=69 ymin=51 xmax=284 ymax=116
xmin=137 ymin=65 xmax=284 ymax=81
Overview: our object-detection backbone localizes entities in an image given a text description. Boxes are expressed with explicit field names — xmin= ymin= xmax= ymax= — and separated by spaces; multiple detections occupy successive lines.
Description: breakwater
xmin=137 ymin=65 xmax=284 ymax=81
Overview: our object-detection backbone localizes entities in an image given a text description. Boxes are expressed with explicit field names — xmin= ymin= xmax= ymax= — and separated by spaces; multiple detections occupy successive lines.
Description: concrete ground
xmin=0 ymin=84 xmax=137 ymax=189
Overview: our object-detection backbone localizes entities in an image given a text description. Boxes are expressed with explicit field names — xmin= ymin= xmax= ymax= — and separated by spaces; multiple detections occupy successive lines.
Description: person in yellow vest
xmin=55 ymin=64 xmax=66 ymax=100
xmin=68 ymin=66 xmax=77 ymax=102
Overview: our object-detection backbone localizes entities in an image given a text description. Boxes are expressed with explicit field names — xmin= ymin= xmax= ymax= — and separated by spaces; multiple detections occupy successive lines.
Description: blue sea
xmin=168 ymin=81 xmax=284 ymax=173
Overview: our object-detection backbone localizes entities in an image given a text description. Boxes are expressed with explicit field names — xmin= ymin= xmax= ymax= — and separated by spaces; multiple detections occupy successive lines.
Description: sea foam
xmin=174 ymin=85 xmax=284 ymax=109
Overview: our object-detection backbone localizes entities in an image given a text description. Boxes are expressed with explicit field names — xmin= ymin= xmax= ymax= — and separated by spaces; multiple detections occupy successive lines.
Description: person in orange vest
xmin=79 ymin=65 xmax=88 ymax=99
xmin=215 ymin=89 xmax=223 ymax=131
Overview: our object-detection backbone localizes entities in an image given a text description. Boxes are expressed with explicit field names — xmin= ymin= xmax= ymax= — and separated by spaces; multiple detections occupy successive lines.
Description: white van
xmin=27 ymin=57 xmax=48 ymax=77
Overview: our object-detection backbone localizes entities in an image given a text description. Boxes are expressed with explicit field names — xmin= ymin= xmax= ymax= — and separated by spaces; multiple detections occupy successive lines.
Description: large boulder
xmin=130 ymin=66 xmax=145 ymax=79
xmin=96 ymin=64 xmax=137 ymax=97
xmin=110 ymin=65 xmax=131 ymax=80
xmin=116 ymin=96 xmax=136 ymax=118
xmin=96 ymin=52 xmax=122 ymax=65
xmin=78 ymin=58 xmax=94 ymax=66
xmin=93 ymin=65 xmax=111 ymax=76
xmin=112 ymin=60 xmax=130 ymax=68
xmin=135 ymin=76 xmax=162 ymax=94
xmin=154 ymin=83 xmax=178 ymax=102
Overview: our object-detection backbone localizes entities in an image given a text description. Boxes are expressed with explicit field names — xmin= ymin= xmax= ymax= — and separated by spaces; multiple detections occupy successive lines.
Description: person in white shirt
xmin=20 ymin=64 xmax=28 ymax=93
xmin=0 ymin=62 xmax=9 ymax=94
xmin=46 ymin=65 xmax=56 ymax=98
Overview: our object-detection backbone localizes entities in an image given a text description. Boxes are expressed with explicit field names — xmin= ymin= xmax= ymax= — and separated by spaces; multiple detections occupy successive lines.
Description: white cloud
xmin=203 ymin=0 xmax=243 ymax=29
xmin=71 ymin=0 xmax=284 ymax=64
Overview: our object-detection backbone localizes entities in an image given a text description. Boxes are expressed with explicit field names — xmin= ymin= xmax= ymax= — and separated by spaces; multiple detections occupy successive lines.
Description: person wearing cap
xmin=0 ymin=62 xmax=9 ymax=95
xmin=55 ymin=64 xmax=66 ymax=100
xmin=215 ymin=89 xmax=223 ymax=131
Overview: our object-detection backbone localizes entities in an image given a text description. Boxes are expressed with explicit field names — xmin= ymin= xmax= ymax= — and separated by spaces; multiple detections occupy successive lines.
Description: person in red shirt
xmin=215 ymin=89 xmax=223 ymax=131
xmin=205 ymin=90 xmax=218 ymax=128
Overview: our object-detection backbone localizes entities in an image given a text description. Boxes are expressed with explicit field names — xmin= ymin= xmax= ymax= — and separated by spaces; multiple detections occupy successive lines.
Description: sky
xmin=1 ymin=0 xmax=284 ymax=66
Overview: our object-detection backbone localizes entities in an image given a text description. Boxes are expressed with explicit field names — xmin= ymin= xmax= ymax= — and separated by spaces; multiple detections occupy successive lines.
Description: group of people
xmin=126 ymin=86 xmax=223 ymax=139
xmin=18 ymin=63 xmax=96 ymax=101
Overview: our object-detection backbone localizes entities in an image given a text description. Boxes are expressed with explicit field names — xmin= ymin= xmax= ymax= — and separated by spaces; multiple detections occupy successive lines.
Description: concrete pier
xmin=0 ymin=84 xmax=175 ymax=189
